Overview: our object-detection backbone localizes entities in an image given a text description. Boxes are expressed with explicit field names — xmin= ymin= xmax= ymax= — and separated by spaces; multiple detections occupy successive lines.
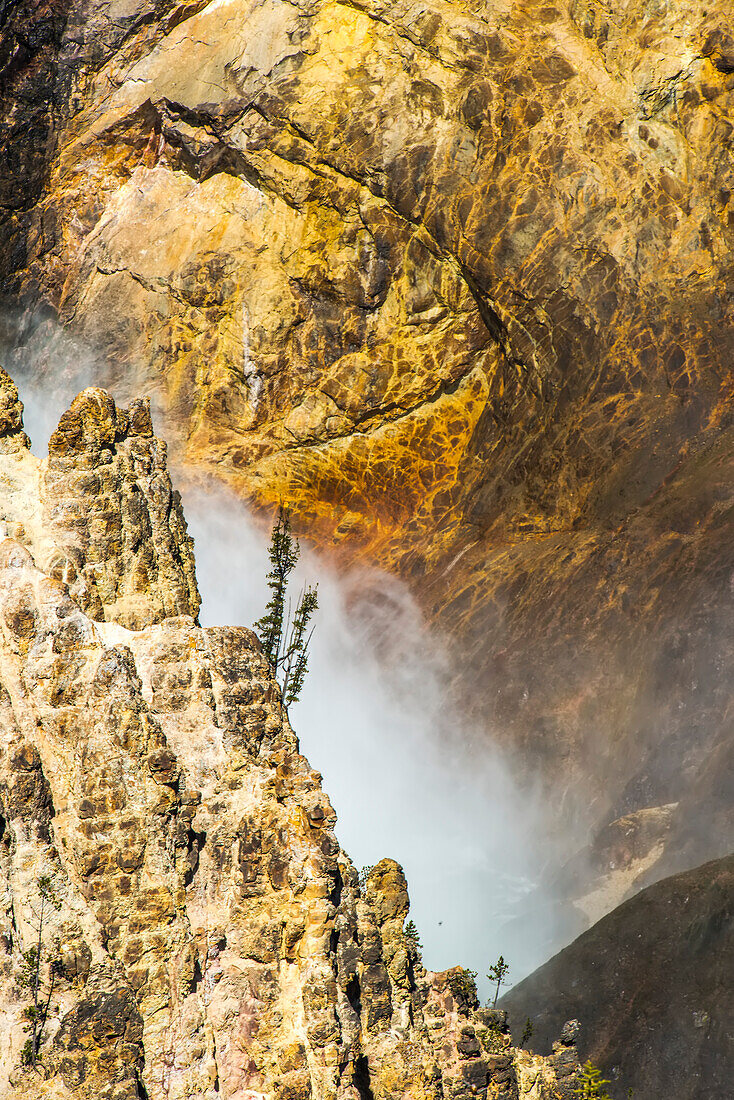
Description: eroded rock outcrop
xmin=1 ymin=0 xmax=732 ymax=891
xmin=0 ymin=372 xmax=199 ymax=629
xmin=0 ymin=369 xmax=29 ymax=454
xmin=45 ymin=386 xmax=200 ymax=628
xmin=0 ymin=382 xmax=577 ymax=1099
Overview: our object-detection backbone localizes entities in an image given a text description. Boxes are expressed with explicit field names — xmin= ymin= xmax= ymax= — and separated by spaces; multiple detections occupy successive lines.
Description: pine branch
xmin=253 ymin=506 xmax=299 ymax=667
xmin=282 ymin=588 xmax=318 ymax=705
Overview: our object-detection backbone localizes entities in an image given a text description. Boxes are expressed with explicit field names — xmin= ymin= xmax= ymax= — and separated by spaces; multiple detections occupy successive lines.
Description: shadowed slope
xmin=501 ymin=854 xmax=734 ymax=1100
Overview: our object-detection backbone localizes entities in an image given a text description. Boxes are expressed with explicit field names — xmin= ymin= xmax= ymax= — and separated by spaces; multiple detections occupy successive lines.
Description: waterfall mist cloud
xmin=182 ymin=485 xmax=567 ymax=995
xmin=5 ymin=317 xmax=578 ymax=997
xmin=0 ymin=312 xmax=103 ymax=455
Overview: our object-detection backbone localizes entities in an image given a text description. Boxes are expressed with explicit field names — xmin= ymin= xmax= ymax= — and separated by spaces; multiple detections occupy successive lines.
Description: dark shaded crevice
xmin=458 ymin=261 xmax=543 ymax=389
xmin=329 ymin=926 xmax=339 ymax=956
xmin=458 ymin=262 xmax=510 ymax=346
xmin=190 ymin=956 xmax=204 ymax=993
xmin=346 ymin=974 xmax=362 ymax=1017
xmin=155 ymin=97 xmax=269 ymax=193
xmin=329 ymin=867 xmax=343 ymax=909
xmin=352 ymin=1054 xmax=375 ymax=1100
xmin=333 ymin=0 xmax=460 ymax=75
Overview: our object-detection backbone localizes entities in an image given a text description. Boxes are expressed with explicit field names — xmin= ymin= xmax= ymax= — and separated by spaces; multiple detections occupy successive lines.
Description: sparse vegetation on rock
xmin=479 ymin=1015 xmax=506 ymax=1055
xmin=19 ymin=874 xmax=62 ymax=1069
xmin=447 ymin=966 xmax=479 ymax=1013
xmin=488 ymin=954 xmax=510 ymax=1007
xmin=403 ymin=919 xmax=422 ymax=951
xmin=574 ymin=1060 xmax=613 ymax=1099
xmin=254 ymin=506 xmax=318 ymax=707
xmin=358 ymin=865 xmax=375 ymax=892
xmin=520 ymin=1017 xmax=534 ymax=1050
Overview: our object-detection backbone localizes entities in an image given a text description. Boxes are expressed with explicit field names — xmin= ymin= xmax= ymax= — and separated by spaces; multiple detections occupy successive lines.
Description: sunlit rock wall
xmin=0 ymin=376 xmax=578 ymax=1099
xmin=1 ymin=0 xmax=732 ymax=873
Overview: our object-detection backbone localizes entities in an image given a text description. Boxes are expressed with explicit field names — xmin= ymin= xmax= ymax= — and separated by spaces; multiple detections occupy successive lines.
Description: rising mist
xmin=5 ymin=318 xmax=579 ymax=998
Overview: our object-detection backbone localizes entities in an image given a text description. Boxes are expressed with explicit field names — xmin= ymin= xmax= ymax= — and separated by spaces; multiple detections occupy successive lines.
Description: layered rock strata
xmin=0 ymin=375 xmax=577 ymax=1099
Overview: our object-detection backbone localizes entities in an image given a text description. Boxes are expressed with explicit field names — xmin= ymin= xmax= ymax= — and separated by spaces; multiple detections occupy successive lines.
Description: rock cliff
xmin=501 ymin=854 xmax=734 ymax=1100
xmin=1 ymin=0 xmax=732 ymax=883
xmin=0 ymin=373 xmax=578 ymax=1099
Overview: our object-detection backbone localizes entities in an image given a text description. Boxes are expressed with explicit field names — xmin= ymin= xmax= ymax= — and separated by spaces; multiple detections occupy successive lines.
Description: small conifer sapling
xmin=254 ymin=506 xmax=318 ymax=707
xmin=447 ymin=967 xmax=479 ymax=1010
xmin=574 ymin=1060 xmax=613 ymax=1100
xmin=19 ymin=874 xmax=62 ymax=1069
xmin=487 ymin=955 xmax=510 ymax=1007
xmin=520 ymin=1017 xmax=534 ymax=1049
xmin=404 ymin=919 xmax=422 ymax=951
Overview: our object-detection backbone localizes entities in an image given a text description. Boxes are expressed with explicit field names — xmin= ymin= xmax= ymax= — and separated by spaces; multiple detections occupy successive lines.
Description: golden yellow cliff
xmin=1 ymin=0 xmax=732 ymax=929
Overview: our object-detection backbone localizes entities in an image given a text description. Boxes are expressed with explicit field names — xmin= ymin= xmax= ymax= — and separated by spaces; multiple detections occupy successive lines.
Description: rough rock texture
xmin=0 ymin=369 xmax=30 ymax=455
xmin=0 ymin=375 xmax=199 ymax=629
xmin=0 ymin=382 xmax=577 ymax=1099
xmin=45 ymin=386 xmax=200 ymax=628
xmin=1 ymin=0 xmax=732 ymax=888
xmin=501 ymin=854 xmax=734 ymax=1100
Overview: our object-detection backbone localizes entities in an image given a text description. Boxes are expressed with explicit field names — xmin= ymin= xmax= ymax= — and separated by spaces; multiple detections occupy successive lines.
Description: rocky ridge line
xmin=0 ymin=369 xmax=579 ymax=1100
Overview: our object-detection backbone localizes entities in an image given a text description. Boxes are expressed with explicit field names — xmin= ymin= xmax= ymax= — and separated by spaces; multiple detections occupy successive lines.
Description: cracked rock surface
xmin=1 ymin=0 xmax=733 ymax=924
xmin=0 ymin=377 xmax=577 ymax=1099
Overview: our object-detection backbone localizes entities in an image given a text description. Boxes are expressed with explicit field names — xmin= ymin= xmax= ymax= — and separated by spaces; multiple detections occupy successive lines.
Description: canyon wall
xmin=502 ymin=853 xmax=734 ymax=1100
xmin=1 ymin=0 xmax=733 ymax=909
xmin=0 ymin=371 xmax=580 ymax=1099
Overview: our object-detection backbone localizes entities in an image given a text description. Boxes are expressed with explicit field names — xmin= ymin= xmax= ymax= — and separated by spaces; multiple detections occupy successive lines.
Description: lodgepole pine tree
xmin=487 ymin=955 xmax=509 ymax=1007
xmin=254 ymin=506 xmax=318 ymax=707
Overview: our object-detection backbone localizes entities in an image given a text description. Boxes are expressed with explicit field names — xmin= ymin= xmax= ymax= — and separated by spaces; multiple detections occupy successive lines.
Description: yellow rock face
xmin=1 ymin=0 xmax=733 ymax=847
xmin=11 ymin=0 xmax=730 ymax=551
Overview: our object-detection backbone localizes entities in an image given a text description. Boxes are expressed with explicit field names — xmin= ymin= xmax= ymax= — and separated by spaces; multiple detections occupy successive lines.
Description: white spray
xmin=182 ymin=486 xmax=559 ymax=997
xmin=5 ymin=320 xmax=574 ymax=999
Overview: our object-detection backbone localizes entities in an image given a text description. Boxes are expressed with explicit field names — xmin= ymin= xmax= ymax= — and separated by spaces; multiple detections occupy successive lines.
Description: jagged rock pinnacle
xmin=0 ymin=376 xmax=579 ymax=1098
xmin=0 ymin=368 xmax=30 ymax=454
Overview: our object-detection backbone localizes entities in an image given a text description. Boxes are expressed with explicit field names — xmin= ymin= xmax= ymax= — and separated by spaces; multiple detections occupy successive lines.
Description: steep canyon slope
xmin=1 ymin=0 xmax=733 ymax=893
xmin=502 ymin=854 xmax=734 ymax=1100
xmin=0 ymin=371 xmax=581 ymax=1100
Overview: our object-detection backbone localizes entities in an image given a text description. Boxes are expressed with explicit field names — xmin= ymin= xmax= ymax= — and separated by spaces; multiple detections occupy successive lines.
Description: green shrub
xmin=574 ymin=1060 xmax=613 ymax=1099
xmin=448 ymin=967 xmax=478 ymax=1010
xmin=404 ymin=919 xmax=422 ymax=951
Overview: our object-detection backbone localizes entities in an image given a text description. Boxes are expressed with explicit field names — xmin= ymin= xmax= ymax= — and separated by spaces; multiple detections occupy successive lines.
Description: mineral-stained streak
xmin=0 ymin=373 xmax=577 ymax=1098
